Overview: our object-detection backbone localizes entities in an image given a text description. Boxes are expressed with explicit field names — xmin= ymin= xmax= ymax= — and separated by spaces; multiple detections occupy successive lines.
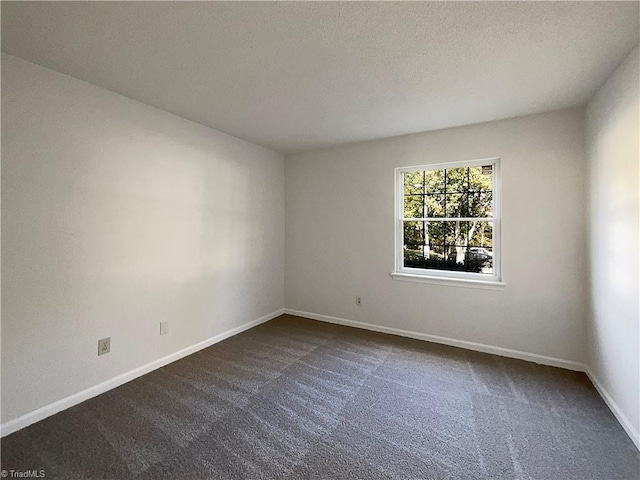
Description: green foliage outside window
xmin=403 ymin=165 xmax=494 ymax=273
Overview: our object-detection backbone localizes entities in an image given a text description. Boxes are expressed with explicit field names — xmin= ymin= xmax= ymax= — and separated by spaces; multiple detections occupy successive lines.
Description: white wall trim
xmin=285 ymin=308 xmax=640 ymax=451
xmin=584 ymin=366 xmax=640 ymax=451
xmin=285 ymin=309 xmax=584 ymax=370
xmin=0 ymin=308 xmax=285 ymax=438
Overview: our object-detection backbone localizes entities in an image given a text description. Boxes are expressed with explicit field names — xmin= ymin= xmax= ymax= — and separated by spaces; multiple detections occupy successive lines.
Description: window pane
xmin=479 ymin=252 xmax=494 ymax=275
xmin=424 ymin=169 xmax=444 ymax=194
xmin=425 ymin=221 xmax=445 ymax=246
xmin=444 ymin=222 xmax=456 ymax=246
xmin=448 ymin=244 xmax=493 ymax=274
xmin=424 ymin=245 xmax=445 ymax=269
xmin=469 ymin=221 xmax=493 ymax=248
xmin=463 ymin=247 xmax=492 ymax=274
xmin=404 ymin=245 xmax=425 ymax=268
xmin=425 ymin=194 xmax=444 ymax=217
xmin=404 ymin=195 xmax=423 ymax=219
xmin=406 ymin=221 xmax=494 ymax=275
xmin=445 ymin=167 xmax=468 ymax=193
xmin=469 ymin=166 xmax=492 ymax=192
xmin=406 ymin=166 xmax=493 ymax=220
xmin=404 ymin=171 xmax=424 ymax=194
xmin=463 ymin=245 xmax=494 ymax=275
xmin=469 ymin=192 xmax=493 ymax=218
xmin=444 ymin=221 xmax=468 ymax=246
xmin=445 ymin=193 xmax=468 ymax=217
xmin=426 ymin=244 xmax=445 ymax=259
xmin=403 ymin=221 xmax=424 ymax=246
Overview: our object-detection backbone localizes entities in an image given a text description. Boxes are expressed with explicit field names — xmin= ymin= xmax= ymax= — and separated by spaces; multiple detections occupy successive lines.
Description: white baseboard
xmin=284 ymin=309 xmax=584 ymax=371
xmin=284 ymin=308 xmax=640 ymax=452
xmin=0 ymin=308 xmax=285 ymax=438
xmin=584 ymin=366 xmax=640 ymax=451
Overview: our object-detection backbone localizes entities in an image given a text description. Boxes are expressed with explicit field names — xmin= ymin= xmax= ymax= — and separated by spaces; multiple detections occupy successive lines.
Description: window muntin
xmin=396 ymin=158 xmax=501 ymax=282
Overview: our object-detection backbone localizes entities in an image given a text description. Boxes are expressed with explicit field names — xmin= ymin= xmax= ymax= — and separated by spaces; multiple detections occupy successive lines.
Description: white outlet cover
xmin=160 ymin=322 xmax=169 ymax=335
xmin=98 ymin=337 xmax=111 ymax=356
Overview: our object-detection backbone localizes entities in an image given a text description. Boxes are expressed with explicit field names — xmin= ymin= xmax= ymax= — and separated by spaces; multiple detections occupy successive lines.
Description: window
xmin=393 ymin=158 xmax=503 ymax=287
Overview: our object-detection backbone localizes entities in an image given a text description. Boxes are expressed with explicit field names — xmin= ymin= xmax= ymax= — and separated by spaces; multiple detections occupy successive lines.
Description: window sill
xmin=390 ymin=272 xmax=506 ymax=290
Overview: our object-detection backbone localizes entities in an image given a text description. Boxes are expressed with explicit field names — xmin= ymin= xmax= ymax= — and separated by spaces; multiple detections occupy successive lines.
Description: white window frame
xmin=392 ymin=157 xmax=504 ymax=289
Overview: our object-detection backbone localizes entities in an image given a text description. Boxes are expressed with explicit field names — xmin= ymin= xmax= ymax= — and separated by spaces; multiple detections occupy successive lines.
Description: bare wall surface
xmin=586 ymin=46 xmax=640 ymax=442
xmin=1 ymin=54 xmax=285 ymax=424
xmin=285 ymin=108 xmax=587 ymax=364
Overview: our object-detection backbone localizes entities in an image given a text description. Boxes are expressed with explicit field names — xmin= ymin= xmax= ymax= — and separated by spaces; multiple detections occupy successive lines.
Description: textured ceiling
xmin=2 ymin=2 xmax=638 ymax=154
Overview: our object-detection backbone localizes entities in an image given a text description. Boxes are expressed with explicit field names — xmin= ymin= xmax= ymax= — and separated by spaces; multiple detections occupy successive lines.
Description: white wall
xmin=1 ymin=54 xmax=285 ymax=425
xmin=286 ymin=108 xmax=587 ymax=363
xmin=586 ymin=46 xmax=639 ymax=444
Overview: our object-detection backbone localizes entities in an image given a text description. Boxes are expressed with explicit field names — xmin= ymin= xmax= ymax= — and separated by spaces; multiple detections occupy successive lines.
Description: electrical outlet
xmin=160 ymin=321 xmax=169 ymax=335
xmin=98 ymin=337 xmax=111 ymax=356
xmin=356 ymin=295 xmax=362 ymax=306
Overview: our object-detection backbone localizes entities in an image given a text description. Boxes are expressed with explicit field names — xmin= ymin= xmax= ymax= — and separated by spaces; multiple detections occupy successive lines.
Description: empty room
xmin=1 ymin=1 xmax=639 ymax=479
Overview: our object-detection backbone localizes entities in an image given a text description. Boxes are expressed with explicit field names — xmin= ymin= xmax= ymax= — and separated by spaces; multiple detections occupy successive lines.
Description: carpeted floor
xmin=1 ymin=314 xmax=639 ymax=479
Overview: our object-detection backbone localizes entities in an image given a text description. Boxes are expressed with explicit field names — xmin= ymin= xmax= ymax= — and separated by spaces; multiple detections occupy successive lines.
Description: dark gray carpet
xmin=2 ymin=314 xmax=639 ymax=479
